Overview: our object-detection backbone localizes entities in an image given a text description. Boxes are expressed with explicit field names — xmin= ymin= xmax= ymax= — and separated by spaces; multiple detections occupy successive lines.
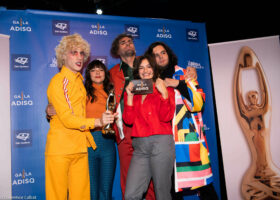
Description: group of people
xmin=45 ymin=33 xmax=218 ymax=200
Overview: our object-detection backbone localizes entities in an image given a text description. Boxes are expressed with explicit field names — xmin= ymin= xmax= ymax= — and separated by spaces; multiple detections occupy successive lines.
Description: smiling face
xmin=63 ymin=47 xmax=85 ymax=73
xmin=138 ymin=58 xmax=154 ymax=80
xmin=90 ymin=66 xmax=105 ymax=85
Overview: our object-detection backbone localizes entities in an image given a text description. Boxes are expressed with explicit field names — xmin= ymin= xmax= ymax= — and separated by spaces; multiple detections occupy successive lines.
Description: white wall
xmin=0 ymin=34 xmax=11 ymax=199
xmin=209 ymin=35 xmax=280 ymax=200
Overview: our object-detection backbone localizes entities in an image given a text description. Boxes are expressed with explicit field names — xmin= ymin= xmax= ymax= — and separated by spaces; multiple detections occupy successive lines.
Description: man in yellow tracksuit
xmin=45 ymin=33 xmax=116 ymax=200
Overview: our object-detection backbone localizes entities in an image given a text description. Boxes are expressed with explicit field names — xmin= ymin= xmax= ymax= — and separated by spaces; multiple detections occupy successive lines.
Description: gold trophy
xmin=102 ymin=89 xmax=116 ymax=135
xmin=233 ymin=46 xmax=280 ymax=200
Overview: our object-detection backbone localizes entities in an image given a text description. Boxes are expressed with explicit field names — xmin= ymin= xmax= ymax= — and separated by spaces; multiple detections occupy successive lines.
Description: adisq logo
xmin=10 ymin=18 xmax=32 ymax=32
xmin=156 ymin=26 xmax=172 ymax=39
xmin=90 ymin=23 xmax=108 ymax=35
xmin=12 ymin=169 xmax=35 ymax=186
xmin=11 ymin=92 xmax=34 ymax=106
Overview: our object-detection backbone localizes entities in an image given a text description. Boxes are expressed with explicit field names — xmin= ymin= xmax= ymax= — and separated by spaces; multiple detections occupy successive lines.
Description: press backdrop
xmin=0 ymin=8 xmax=221 ymax=200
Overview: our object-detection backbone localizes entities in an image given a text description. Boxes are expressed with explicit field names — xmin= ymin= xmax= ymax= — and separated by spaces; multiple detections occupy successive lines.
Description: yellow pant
xmin=45 ymin=153 xmax=90 ymax=200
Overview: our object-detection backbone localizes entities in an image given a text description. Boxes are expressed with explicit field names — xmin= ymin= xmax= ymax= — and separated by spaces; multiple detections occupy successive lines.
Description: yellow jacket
xmin=45 ymin=66 xmax=96 ymax=155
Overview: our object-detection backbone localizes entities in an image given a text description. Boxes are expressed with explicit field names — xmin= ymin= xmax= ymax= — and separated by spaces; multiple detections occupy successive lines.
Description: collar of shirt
xmin=120 ymin=60 xmax=133 ymax=81
xmin=120 ymin=60 xmax=129 ymax=71
xmin=60 ymin=66 xmax=84 ymax=82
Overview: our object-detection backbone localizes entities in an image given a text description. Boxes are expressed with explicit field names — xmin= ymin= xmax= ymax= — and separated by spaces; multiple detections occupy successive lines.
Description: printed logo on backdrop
xmin=10 ymin=18 xmax=32 ymax=32
xmin=12 ymin=169 xmax=35 ymax=186
xmin=11 ymin=92 xmax=34 ymax=106
xmin=186 ymin=29 xmax=199 ymax=41
xmin=124 ymin=24 xmax=140 ymax=39
xmin=48 ymin=56 xmax=58 ymax=68
xmin=187 ymin=60 xmax=204 ymax=69
xmin=156 ymin=26 xmax=173 ymax=39
xmin=12 ymin=54 xmax=31 ymax=71
xmin=14 ymin=130 xmax=32 ymax=147
xmin=204 ymin=124 xmax=210 ymax=131
xmin=52 ymin=20 xmax=70 ymax=35
xmin=90 ymin=23 xmax=108 ymax=36
xmin=91 ymin=56 xmax=108 ymax=66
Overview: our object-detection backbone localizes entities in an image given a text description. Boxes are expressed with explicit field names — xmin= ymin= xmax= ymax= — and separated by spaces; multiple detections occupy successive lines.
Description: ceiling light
xmin=96 ymin=8 xmax=103 ymax=15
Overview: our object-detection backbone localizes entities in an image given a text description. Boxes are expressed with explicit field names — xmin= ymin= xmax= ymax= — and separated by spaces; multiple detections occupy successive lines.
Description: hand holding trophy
xmin=102 ymin=89 xmax=116 ymax=135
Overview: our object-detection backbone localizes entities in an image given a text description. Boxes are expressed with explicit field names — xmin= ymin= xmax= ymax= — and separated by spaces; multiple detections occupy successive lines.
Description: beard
xmin=124 ymin=49 xmax=136 ymax=57
xmin=158 ymin=63 xmax=175 ymax=79
xmin=158 ymin=65 xmax=168 ymax=78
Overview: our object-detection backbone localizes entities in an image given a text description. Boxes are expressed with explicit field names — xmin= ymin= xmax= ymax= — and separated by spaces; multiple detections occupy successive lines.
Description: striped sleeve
xmin=47 ymin=75 xmax=96 ymax=131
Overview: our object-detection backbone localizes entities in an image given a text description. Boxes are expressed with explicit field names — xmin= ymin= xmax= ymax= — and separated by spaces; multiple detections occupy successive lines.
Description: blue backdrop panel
xmin=0 ymin=8 xmax=221 ymax=200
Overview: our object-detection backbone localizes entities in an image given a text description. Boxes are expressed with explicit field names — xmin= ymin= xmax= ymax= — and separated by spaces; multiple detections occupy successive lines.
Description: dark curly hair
xmin=110 ymin=33 xmax=133 ymax=58
xmin=145 ymin=41 xmax=178 ymax=79
xmin=85 ymin=59 xmax=113 ymax=103
xmin=133 ymin=55 xmax=159 ymax=82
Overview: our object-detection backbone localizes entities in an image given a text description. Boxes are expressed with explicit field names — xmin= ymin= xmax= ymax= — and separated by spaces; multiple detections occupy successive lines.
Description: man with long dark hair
xmin=145 ymin=41 xmax=218 ymax=200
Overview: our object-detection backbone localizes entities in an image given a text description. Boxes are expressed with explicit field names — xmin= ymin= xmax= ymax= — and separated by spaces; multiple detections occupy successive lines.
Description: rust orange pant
xmin=45 ymin=153 xmax=90 ymax=200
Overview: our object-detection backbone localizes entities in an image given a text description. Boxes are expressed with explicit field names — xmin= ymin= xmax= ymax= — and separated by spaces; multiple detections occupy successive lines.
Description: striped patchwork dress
xmin=172 ymin=65 xmax=213 ymax=192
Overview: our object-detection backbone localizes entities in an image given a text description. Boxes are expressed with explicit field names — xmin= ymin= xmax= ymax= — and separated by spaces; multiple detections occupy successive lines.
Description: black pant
xmin=197 ymin=184 xmax=219 ymax=200
xmin=171 ymin=183 xmax=219 ymax=200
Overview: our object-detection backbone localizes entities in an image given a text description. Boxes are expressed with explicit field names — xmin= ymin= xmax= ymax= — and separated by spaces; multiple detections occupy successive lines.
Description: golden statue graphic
xmin=102 ymin=89 xmax=116 ymax=135
xmin=233 ymin=46 xmax=280 ymax=200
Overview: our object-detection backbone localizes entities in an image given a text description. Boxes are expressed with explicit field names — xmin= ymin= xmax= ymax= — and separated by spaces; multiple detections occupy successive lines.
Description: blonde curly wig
xmin=55 ymin=33 xmax=90 ymax=68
